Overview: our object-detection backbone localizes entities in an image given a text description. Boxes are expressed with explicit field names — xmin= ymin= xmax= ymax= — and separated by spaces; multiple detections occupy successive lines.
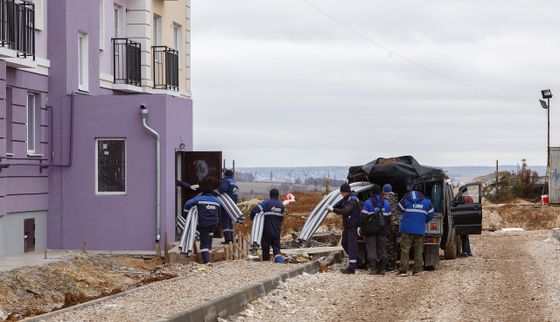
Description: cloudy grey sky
xmin=191 ymin=0 xmax=560 ymax=167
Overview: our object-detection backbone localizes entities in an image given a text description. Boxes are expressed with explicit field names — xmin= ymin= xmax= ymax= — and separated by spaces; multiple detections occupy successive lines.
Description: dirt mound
xmin=483 ymin=202 xmax=560 ymax=231
xmin=0 ymin=255 xmax=200 ymax=321
xmin=235 ymin=192 xmax=341 ymax=238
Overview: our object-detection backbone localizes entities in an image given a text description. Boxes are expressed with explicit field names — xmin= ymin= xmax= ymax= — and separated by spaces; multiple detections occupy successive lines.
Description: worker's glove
xmin=326 ymin=205 xmax=334 ymax=212
xmin=190 ymin=184 xmax=200 ymax=191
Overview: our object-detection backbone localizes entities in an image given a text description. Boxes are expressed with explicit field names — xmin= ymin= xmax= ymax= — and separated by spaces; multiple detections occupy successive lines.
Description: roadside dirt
xmin=0 ymin=255 xmax=199 ymax=321
xmin=232 ymin=230 xmax=560 ymax=322
xmin=483 ymin=202 xmax=560 ymax=231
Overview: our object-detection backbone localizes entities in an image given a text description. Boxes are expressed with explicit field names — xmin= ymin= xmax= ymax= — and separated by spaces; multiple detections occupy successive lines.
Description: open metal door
xmin=175 ymin=151 xmax=222 ymax=237
xmin=451 ymin=183 xmax=483 ymax=235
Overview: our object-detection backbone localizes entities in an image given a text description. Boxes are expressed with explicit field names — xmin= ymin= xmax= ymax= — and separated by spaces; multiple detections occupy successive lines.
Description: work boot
xmin=340 ymin=267 xmax=355 ymax=274
xmin=375 ymin=261 xmax=385 ymax=275
xmin=397 ymin=270 xmax=408 ymax=277
xmin=368 ymin=262 xmax=376 ymax=275
xmin=274 ymin=254 xmax=284 ymax=264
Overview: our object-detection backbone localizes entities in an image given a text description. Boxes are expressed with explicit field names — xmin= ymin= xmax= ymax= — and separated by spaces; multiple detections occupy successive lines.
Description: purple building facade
xmin=1 ymin=0 xmax=193 ymax=256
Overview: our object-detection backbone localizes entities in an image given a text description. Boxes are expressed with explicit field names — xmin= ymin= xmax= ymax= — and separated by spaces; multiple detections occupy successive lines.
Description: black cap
xmin=371 ymin=184 xmax=382 ymax=195
xmin=224 ymin=169 xmax=234 ymax=177
xmin=340 ymin=183 xmax=351 ymax=193
xmin=270 ymin=188 xmax=279 ymax=198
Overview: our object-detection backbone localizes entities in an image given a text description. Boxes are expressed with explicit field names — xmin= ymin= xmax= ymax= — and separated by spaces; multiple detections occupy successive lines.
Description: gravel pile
xmin=231 ymin=230 xmax=560 ymax=322
xmin=36 ymin=260 xmax=301 ymax=322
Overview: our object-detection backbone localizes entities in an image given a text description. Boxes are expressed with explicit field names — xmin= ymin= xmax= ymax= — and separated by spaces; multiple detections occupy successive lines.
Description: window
xmin=114 ymin=4 xmax=122 ymax=38
xmin=96 ymin=139 xmax=126 ymax=194
xmin=78 ymin=33 xmax=89 ymax=91
xmin=172 ymin=23 xmax=181 ymax=63
xmin=26 ymin=93 xmax=36 ymax=153
xmin=31 ymin=0 xmax=44 ymax=30
xmin=153 ymin=15 xmax=162 ymax=46
xmin=99 ymin=0 xmax=105 ymax=50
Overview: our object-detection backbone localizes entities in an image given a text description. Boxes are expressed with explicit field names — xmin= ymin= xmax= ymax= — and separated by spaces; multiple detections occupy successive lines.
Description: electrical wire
xmin=300 ymin=0 xmax=533 ymax=107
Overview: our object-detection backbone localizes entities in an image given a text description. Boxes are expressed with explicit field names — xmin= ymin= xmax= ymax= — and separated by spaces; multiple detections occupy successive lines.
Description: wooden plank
xmin=281 ymin=246 xmax=343 ymax=256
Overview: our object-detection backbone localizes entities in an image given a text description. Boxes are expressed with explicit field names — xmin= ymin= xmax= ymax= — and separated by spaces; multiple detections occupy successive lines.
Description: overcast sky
xmin=191 ymin=0 xmax=560 ymax=167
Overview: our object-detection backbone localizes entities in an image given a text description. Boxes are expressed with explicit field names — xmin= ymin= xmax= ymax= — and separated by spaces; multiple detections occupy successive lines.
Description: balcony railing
xmin=112 ymin=38 xmax=141 ymax=86
xmin=152 ymin=46 xmax=178 ymax=91
xmin=0 ymin=0 xmax=34 ymax=59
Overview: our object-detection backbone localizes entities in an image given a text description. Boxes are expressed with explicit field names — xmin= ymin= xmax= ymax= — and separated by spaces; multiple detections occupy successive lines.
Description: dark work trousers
xmin=261 ymin=233 xmax=281 ymax=262
xmin=365 ymin=233 xmax=387 ymax=264
xmin=198 ymin=224 xmax=217 ymax=264
xmin=221 ymin=211 xmax=234 ymax=243
xmin=342 ymin=228 xmax=358 ymax=272
xmin=461 ymin=235 xmax=472 ymax=255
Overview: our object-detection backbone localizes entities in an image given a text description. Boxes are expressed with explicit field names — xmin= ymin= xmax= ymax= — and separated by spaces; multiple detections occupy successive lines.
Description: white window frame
xmin=32 ymin=0 xmax=44 ymax=31
xmin=172 ymin=22 xmax=182 ymax=67
xmin=99 ymin=0 xmax=105 ymax=50
xmin=153 ymin=14 xmax=162 ymax=46
xmin=78 ymin=32 xmax=89 ymax=91
xmin=26 ymin=93 xmax=37 ymax=154
xmin=95 ymin=138 xmax=127 ymax=195
xmin=114 ymin=4 xmax=122 ymax=38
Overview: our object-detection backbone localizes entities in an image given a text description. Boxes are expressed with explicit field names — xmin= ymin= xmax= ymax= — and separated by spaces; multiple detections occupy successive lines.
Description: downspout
xmin=139 ymin=105 xmax=161 ymax=242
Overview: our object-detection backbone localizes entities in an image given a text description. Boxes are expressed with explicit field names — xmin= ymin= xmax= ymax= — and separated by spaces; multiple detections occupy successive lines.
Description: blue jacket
xmin=398 ymin=191 xmax=434 ymax=235
xmin=219 ymin=177 xmax=239 ymax=204
xmin=184 ymin=193 xmax=222 ymax=228
xmin=361 ymin=195 xmax=392 ymax=235
xmin=250 ymin=198 xmax=285 ymax=238
xmin=333 ymin=193 xmax=362 ymax=229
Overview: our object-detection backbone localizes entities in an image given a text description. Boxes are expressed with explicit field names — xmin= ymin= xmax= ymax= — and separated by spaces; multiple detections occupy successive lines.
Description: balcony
xmin=112 ymin=38 xmax=141 ymax=87
xmin=152 ymin=46 xmax=178 ymax=91
xmin=0 ymin=0 xmax=34 ymax=59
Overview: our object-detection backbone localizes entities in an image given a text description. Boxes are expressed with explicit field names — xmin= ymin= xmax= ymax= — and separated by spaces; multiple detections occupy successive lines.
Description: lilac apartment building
xmin=0 ymin=0 xmax=194 ymax=256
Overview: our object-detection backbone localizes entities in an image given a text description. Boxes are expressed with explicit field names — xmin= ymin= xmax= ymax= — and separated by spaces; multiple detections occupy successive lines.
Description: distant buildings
xmin=1 ymin=0 xmax=193 ymax=256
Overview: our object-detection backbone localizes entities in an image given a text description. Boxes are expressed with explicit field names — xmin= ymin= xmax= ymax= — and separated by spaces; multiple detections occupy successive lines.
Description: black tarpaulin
xmin=347 ymin=156 xmax=445 ymax=182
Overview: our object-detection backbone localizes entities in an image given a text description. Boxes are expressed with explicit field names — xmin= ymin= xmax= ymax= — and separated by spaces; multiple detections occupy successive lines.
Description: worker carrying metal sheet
xmin=183 ymin=185 xmax=224 ymax=264
xmin=250 ymin=189 xmax=285 ymax=263
xmin=326 ymin=183 xmax=362 ymax=274
xmin=218 ymin=169 xmax=239 ymax=244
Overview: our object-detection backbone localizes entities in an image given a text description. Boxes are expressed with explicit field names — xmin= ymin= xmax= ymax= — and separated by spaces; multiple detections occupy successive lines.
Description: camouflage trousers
xmin=385 ymin=224 xmax=399 ymax=270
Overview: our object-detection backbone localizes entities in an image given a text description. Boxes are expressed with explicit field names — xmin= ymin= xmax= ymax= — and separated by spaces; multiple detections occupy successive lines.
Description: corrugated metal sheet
xmin=549 ymin=147 xmax=560 ymax=203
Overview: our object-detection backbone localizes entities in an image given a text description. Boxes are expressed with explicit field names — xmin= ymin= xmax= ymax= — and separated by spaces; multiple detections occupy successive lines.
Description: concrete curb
xmin=24 ymin=272 xmax=194 ymax=322
xmin=553 ymin=228 xmax=560 ymax=241
xmin=158 ymin=260 xmax=321 ymax=322
xmin=25 ymin=251 xmax=344 ymax=322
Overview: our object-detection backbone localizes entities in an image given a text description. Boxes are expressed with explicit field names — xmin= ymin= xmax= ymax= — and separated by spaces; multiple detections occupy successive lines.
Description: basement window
xmin=95 ymin=138 xmax=126 ymax=194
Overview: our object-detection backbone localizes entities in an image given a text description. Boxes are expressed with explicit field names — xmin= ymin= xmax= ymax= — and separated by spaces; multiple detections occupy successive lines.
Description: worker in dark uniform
xmin=327 ymin=183 xmax=362 ymax=274
xmin=361 ymin=184 xmax=392 ymax=275
xmin=250 ymin=188 xmax=285 ymax=263
xmin=382 ymin=183 xmax=400 ymax=271
xmin=218 ymin=169 xmax=239 ymax=244
xmin=183 ymin=187 xmax=223 ymax=264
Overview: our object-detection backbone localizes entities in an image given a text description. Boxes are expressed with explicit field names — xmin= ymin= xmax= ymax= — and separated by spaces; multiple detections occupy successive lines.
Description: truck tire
xmin=444 ymin=227 xmax=457 ymax=259
xmin=424 ymin=244 xmax=439 ymax=270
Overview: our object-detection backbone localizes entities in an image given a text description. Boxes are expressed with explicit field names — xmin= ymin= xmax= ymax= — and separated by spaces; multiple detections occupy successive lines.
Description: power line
xmin=300 ymin=0 xmax=532 ymax=106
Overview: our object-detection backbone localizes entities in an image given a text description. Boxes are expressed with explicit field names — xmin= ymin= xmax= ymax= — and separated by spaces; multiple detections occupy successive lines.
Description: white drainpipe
xmin=139 ymin=105 xmax=161 ymax=242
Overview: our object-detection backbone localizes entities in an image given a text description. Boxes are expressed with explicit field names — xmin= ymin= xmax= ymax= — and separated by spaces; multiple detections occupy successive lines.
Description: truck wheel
xmin=444 ymin=227 xmax=457 ymax=259
xmin=424 ymin=244 xmax=439 ymax=270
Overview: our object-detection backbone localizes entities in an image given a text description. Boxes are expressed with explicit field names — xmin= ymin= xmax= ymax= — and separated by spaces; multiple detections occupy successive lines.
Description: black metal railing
xmin=0 ymin=0 xmax=34 ymax=59
xmin=152 ymin=46 xmax=178 ymax=91
xmin=112 ymin=38 xmax=141 ymax=86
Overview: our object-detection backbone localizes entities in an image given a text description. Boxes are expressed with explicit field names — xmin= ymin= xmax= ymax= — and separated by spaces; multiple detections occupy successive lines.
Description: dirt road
xmin=233 ymin=230 xmax=560 ymax=322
